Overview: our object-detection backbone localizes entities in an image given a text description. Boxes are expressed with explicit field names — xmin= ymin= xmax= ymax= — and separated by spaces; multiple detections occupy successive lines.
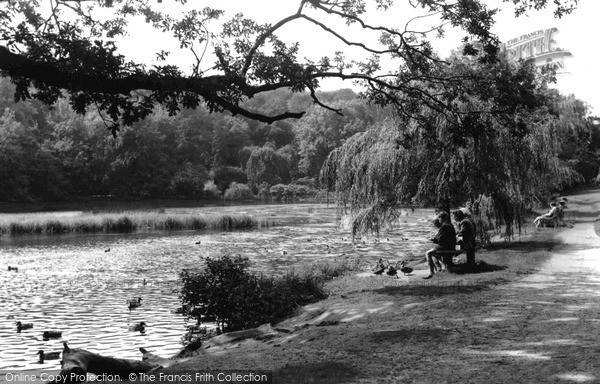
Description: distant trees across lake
xmin=0 ymin=80 xmax=385 ymax=203
xmin=1 ymin=74 xmax=598 ymax=208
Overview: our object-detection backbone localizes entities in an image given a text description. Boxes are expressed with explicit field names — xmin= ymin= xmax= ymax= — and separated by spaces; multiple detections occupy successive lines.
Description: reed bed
xmin=0 ymin=211 xmax=270 ymax=235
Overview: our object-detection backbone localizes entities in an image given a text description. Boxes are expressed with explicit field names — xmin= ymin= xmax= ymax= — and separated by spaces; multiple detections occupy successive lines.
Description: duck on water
xmin=37 ymin=350 xmax=61 ymax=364
xmin=43 ymin=331 xmax=62 ymax=340
xmin=16 ymin=321 xmax=33 ymax=332
xmin=127 ymin=297 xmax=143 ymax=310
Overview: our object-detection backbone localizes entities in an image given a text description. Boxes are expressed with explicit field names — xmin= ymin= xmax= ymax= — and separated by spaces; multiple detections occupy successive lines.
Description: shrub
xmin=169 ymin=162 xmax=209 ymax=198
xmin=114 ymin=216 xmax=136 ymax=232
xmin=224 ymin=182 xmax=255 ymax=201
xmin=257 ymin=182 xmax=271 ymax=200
xmin=203 ymin=180 xmax=221 ymax=199
xmin=180 ymin=255 xmax=326 ymax=332
xmin=269 ymin=184 xmax=286 ymax=201
xmin=211 ymin=166 xmax=247 ymax=193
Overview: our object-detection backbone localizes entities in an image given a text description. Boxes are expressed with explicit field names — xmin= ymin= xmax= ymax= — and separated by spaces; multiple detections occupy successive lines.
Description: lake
xmin=0 ymin=203 xmax=436 ymax=371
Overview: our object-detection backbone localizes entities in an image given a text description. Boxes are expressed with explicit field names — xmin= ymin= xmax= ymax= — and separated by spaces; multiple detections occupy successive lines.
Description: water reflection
xmin=0 ymin=204 xmax=435 ymax=371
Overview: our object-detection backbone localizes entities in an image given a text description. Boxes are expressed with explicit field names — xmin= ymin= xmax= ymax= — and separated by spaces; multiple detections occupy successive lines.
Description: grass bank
xmin=0 ymin=211 xmax=272 ymax=235
xmin=169 ymin=227 xmax=565 ymax=384
xmin=326 ymin=229 xmax=559 ymax=295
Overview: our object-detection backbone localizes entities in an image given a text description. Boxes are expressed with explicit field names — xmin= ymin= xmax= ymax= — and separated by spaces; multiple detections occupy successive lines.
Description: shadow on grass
xmin=564 ymin=210 xmax=600 ymax=219
xmin=451 ymin=261 xmax=507 ymax=275
xmin=374 ymin=284 xmax=492 ymax=297
xmin=273 ymin=361 xmax=359 ymax=384
xmin=487 ymin=239 xmax=560 ymax=253
xmin=371 ymin=327 xmax=449 ymax=344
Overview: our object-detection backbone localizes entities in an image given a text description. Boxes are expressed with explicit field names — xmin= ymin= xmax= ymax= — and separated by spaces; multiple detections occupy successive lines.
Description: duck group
xmin=372 ymin=259 xmax=413 ymax=277
xmin=7 ymin=266 xmax=18 ymax=272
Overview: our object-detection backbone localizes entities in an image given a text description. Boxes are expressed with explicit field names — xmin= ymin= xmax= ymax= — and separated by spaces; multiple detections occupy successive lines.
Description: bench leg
xmin=466 ymin=248 xmax=475 ymax=265
xmin=441 ymin=254 xmax=454 ymax=268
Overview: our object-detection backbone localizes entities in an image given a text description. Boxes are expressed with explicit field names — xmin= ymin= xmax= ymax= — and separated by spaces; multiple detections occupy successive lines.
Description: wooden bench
xmin=434 ymin=249 xmax=464 ymax=267
xmin=535 ymin=214 xmax=559 ymax=229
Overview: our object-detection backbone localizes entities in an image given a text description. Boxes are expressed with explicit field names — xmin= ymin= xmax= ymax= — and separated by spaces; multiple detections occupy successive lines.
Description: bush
xmin=180 ymin=255 xmax=326 ymax=331
xmin=224 ymin=182 xmax=255 ymax=201
xmin=169 ymin=162 xmax=209 ymax=198
xmin=203 ymin=180 xmax=221 ymax=198
xmin=257 ymin=182 xmax=271 ymax=200
xmin=269 ymin=184 xmax=286 ymax=201
xmin=211 ymin=166 xmax=247 ymax=193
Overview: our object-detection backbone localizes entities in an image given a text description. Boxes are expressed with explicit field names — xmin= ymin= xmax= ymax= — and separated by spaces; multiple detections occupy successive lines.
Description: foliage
xmin=0 ymin=76 xmax=375 ymax=202
xmin=322 ymin=53 xmax=595 ymax=241
xmin=179 ymin=255 xmax=327 ymax=331
xmin=246 ymin=146 xmax=290 ymax=189
xmin=211 ymin=117 xmax=251 ymax=167
xmin=269 ymin=184 xmax=286 ymax=201
xmin=256 ymin=182 xmax=271 ymax=200
xmin=169 ymin=162 xmax=209 ymax=199
xmin=268 ymin=183 xmax=318 ymax=202
xmin=202 ymin=180 xmax=221 ymax=199
xmin=223 ymin=182 xmax=255 ymax=201
xmin=294 ymin=99 xmax=382 ymax=178
xmin=210 ymin=166 xmax=247 ymax=194
xmin=0 ymin=0 xmax=579 ymax=131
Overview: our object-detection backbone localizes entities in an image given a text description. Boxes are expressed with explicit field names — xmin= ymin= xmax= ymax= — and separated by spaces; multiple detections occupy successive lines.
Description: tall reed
xmin=0 ymin=211 xmax=270 ymax=235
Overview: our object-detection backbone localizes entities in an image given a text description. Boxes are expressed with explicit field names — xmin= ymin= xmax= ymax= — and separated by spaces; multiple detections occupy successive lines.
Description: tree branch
xmin=0 ymin=46 xmax=303 ymax=123
xmin=241 ymin=1 xmax=308 ymax=76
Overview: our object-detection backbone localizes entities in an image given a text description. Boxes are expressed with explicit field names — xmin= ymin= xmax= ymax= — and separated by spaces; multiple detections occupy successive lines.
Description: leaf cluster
xmin=179 ymin=254 xmax=326 ymax=331
xmin=321 ymin=53 xmax=591 ymax=239
xmin=0 ymin=0 xmax=580 ymax=128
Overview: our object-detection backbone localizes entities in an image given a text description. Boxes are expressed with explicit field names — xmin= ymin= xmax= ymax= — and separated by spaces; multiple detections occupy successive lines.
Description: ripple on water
xmin=1 ymin=204 xmax=436 ymax=370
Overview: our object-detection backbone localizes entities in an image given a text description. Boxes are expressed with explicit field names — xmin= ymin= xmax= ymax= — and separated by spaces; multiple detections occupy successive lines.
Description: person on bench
xmin=556 ymin=200 xmax=567 ymax=226
xmin=534 ymin=202 xmax=558 ymax=228
xmin=453 ymin=209 xmax=476 ymax=266
xmin=424 ymin=211 xmax=456 ymax=279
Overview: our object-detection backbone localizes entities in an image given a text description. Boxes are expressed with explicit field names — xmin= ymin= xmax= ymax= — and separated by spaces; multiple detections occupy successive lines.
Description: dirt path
xmin=169 ymin=189 xmax=600 ymax=384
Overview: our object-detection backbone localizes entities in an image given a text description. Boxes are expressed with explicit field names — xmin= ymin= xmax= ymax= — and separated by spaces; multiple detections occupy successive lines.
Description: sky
xmin=116 ymin=0 xmax=600 ymax=115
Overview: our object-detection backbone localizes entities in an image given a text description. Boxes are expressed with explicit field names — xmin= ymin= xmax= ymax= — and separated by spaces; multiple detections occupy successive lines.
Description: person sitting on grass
xmin=424 ymin=212 xmax=456 ymax=280
xmin=534 ymin=202 xmax=558 ymax=227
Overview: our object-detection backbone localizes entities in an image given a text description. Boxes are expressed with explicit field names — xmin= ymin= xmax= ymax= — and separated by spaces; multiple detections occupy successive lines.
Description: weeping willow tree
xmin=321 ymin=52 xmax=583 ymax=242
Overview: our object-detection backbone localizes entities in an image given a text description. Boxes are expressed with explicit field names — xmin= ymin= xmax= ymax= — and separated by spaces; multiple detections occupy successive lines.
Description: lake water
xmin=0 ymin=204 xmax=436 ymax=371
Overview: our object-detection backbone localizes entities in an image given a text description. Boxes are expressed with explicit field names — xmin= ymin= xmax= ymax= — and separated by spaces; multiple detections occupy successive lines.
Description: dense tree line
xmin=0 ymin=78 xmax=385 ymax=202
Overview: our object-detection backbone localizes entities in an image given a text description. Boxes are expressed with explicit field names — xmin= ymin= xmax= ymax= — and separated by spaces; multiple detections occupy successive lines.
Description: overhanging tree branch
xmin=0 ymin=0 xmax=580 ymax=128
